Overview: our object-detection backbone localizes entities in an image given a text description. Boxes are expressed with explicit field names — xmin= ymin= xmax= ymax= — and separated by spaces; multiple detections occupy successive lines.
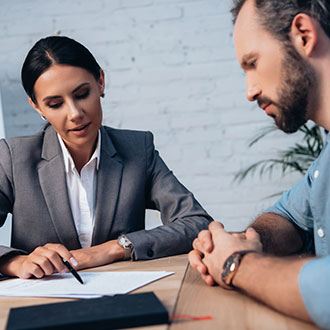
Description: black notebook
xmin=6 ymin=292 xmax=169 ymax=330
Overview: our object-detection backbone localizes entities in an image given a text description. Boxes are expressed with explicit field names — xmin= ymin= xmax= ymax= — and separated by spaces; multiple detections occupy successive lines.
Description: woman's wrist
xmin=0 ymin=254 xmax=26 ymax=277
xmin=92 ymin=240 xmax=126 ymax=265
xmin=108 ymin=240 xmax=126 ymax=261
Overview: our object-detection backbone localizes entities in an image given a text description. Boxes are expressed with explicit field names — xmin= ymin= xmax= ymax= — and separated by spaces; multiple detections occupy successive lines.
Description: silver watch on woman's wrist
xmin=117 ymin=235 xmax=134 ymax=260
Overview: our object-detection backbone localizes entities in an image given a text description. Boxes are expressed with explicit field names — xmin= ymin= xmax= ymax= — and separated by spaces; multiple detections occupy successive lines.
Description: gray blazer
xmin=0 ymin=125 xmax=212 ymax=261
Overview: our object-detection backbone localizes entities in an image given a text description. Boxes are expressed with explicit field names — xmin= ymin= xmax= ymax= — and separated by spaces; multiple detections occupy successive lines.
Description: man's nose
xmin=246 ymin=80 xmax=261 ymax=102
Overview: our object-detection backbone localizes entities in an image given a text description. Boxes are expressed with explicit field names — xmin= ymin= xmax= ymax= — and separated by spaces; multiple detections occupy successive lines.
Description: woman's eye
xmin=76 ymin=90 xmax=90 ymax=99
xmin=48 ymin=102 xmax=63 ymax=109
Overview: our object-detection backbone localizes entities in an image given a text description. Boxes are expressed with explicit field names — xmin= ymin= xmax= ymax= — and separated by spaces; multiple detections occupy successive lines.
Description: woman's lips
xmin=69 ymin=123 xmax=91 ymax=136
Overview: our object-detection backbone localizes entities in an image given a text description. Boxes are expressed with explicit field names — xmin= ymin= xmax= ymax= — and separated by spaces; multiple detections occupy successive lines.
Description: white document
xmin=0 ymin=271 xmax=174 ymax=299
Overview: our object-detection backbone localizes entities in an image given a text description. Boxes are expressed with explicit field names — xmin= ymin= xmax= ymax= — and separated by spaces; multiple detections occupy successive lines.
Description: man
xmin=189 ymin=0 xmax=330 ymax=328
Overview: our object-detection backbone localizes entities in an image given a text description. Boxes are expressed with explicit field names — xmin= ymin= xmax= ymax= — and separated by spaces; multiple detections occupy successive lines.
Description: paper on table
xmin=0 ymin=271 xmax=174 ymax=299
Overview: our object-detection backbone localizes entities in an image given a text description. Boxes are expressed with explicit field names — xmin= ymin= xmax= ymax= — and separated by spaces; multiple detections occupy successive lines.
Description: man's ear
xmin=28 ymin=97 xmax=43 ymax=116
xmin=291 ymin=13 xmax=318 ymax=57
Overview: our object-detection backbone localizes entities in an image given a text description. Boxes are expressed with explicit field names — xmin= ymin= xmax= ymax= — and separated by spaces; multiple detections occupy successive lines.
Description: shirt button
xmin=314 ymin=170 xmax=319 ymax=179
xmin=317 ymin=228 xmax=325 ymax=238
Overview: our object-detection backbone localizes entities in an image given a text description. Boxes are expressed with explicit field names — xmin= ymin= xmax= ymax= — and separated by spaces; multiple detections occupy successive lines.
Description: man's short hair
xmin=231 ymin=0 xmax=330 ymax=42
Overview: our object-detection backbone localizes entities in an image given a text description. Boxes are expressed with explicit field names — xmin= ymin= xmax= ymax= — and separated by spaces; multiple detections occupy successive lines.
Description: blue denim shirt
xmin=266 ymin=133 xmax=330 ymax=329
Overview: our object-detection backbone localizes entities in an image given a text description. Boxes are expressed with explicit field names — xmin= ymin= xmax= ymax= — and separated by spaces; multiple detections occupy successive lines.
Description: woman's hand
xmin=0 ymin=243 xmax=78 ymax=279
xmin=70 ymin=239 xmax=126 ymax=270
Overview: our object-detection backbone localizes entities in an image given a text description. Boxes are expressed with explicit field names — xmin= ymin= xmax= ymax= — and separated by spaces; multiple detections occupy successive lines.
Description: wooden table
xmin=0 ymin=255 xmax=318 ymax=330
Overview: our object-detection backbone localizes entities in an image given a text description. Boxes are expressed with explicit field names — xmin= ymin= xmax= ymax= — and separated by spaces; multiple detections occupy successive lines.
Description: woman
xmin=0 ymin=36 xmax=212 ymax=279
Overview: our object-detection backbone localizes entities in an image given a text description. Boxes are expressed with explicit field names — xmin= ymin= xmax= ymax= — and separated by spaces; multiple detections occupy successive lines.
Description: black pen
xmin=61 ymin=258 xmax=84 ymax=285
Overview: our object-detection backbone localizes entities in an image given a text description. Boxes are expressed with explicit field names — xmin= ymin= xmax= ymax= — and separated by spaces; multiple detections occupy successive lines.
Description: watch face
xmin=118 ymin=235 xmax=132 ymax=249
xmin=118 ymin=236 xmax=126 ymax=245
xmin=221 ymin=250 xmax=256 ymax=287
xmin=221 ymin=254 xmax=241 ymax=286
xmin=222 ymin=255 xmax=235 ymax=278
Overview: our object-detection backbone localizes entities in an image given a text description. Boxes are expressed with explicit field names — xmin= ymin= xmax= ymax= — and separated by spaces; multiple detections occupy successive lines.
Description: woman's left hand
xmin=70 ymin=240 xmax=126 ymax=270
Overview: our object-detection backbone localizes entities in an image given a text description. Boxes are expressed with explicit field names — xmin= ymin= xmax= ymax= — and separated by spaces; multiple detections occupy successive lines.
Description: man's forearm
xmin=232 ymin=253 xmax=312 ymax=323
xmin=189 ymin=222 xmax=313 ymax=323
xmin=252 ymin=213 xmax=303 ymax=255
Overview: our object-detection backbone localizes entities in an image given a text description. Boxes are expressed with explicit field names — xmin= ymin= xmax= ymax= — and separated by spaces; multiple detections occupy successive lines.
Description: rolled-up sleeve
xmin=299 ymin=256 xmax=330 ymax=329
xmin=264 ymin=158 xmax=319 ymax=252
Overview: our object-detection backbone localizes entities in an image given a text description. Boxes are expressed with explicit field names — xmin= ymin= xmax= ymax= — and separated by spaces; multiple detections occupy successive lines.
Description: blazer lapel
xmin=38 ymin=126 xmax=81 ymax=250
xmin=92 ymin=127 xmax=124 ymax=245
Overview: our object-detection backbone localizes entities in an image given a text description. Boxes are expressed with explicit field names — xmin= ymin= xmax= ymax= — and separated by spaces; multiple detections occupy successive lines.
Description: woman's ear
xmin=98 ymin=69 xmax=105 ymax=97
xmin=291 ymin=13 xmax=318 ymax=57
xmin=28 ymin=97 xmax=43 ymax=116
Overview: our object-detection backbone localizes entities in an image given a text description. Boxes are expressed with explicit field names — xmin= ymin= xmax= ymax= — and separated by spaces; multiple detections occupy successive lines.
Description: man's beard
xmin=258 ymin=44 xmax=317 ymax=133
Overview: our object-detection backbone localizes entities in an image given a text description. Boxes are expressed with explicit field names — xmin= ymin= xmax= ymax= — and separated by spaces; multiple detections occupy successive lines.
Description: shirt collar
xmin=57 ymin=130 xmax=101 ymax=173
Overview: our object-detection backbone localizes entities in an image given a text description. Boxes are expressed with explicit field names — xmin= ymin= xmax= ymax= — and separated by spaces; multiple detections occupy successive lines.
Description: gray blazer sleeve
xmin=126 ymin=132 xmax=213 ymax=260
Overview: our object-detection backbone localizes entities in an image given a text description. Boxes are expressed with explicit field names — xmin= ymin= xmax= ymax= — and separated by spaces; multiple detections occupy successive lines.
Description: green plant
xmin=234 ymin=123 xmax=325 ymax=184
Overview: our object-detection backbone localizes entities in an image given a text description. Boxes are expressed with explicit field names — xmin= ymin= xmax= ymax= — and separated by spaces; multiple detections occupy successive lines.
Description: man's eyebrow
xmin=41 ymin=82 xmax=91 ymax=102
xmin=240 ymin=53 xmax=258 ymax=69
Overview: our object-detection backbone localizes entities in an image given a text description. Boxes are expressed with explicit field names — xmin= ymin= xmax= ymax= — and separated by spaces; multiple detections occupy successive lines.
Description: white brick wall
xmin=0 ymin=0 xmax=305 ymax=239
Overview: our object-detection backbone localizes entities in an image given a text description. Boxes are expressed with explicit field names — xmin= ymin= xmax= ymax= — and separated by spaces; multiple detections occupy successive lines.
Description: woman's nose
xmin=67 ymin=102 xmax=84 ymax=121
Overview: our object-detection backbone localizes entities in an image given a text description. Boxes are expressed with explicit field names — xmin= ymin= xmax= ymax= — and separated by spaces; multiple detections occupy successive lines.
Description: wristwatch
xmin=117 ymin=235 xmax=134 ymax=260
xmin=221 ymin=250 xmax=256 ymax=287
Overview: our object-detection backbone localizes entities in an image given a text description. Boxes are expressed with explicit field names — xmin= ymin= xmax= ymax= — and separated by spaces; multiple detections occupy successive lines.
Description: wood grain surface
xmin=0 ymin=255 xmax=318 ymax=330
xmin=171 ymin=264 xmax=318 ymax=330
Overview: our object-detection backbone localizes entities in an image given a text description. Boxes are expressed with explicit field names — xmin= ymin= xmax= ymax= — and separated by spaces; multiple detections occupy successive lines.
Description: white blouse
xmin=57 ymin=131 xmax=101 ymax=248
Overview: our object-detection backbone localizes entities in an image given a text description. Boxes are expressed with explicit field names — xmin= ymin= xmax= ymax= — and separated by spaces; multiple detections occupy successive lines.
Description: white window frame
xmin=0 ymin=89 xmax=11 ymax=246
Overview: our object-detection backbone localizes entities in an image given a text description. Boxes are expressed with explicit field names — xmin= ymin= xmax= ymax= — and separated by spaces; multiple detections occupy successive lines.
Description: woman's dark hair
xmin=231 ymin=0 xmax=330 ymax=43
xmin=21 ymin=36 xmax=102 ymax=103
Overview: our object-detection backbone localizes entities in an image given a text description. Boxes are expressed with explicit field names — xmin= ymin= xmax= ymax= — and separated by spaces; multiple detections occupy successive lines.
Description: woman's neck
xmin=65 ymin=136 xmax=99 ymax=175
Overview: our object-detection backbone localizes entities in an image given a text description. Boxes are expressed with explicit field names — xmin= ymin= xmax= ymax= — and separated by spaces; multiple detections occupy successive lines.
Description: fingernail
xmin=247 ymin=227 xmax=255 ymax=232
xmin=197 ymin=266 xmax=203 ymax=273
xmin=60 ymin=268 xmax=67 ymax=274
xmin=70 ymin=257 xmax=78 ymax=267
